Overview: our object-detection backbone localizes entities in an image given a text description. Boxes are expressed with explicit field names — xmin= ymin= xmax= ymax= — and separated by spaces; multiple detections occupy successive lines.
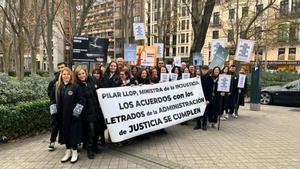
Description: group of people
xmin=46 ymin=57 xmax=247 ymax=163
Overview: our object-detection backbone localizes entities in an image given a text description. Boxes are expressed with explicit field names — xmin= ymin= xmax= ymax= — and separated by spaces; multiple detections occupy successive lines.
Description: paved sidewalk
xmin=0 ymin=104 xmax=300 ymax=169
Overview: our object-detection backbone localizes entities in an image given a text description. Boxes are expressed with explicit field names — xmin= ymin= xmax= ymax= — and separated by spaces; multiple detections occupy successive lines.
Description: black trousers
xmin=50 ymin=114 xmax=61 ymax=142
xmin=196 ymin=105 xmax=210 ymax=127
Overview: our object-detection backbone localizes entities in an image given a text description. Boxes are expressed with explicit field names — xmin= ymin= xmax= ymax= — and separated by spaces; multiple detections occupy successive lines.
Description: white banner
xmin=154 ymin=43 xmax=164 ymax=58
xmin=217 ymin=74 xmax=232 ymax=92
xmin=133 ymin=23 xmax=145 ymax=40
xmin=237 ymin=74 xmax=247 ymax=88
xmin=211 ymin=40 xmax=225 ymax=62
xmin=235 ymin=39 xmax=254 ymax=62
xmin=97 ymin=78 xmax=207 ymax=142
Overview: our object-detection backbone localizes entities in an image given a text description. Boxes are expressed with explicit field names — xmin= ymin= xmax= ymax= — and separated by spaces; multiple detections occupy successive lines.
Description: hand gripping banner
xmin=97 ymin=78 xmax=206 ymax=142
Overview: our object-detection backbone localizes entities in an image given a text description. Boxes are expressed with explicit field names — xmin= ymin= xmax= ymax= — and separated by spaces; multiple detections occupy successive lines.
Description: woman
xmin=53 ymin=67 xmax=84 ymax=163
xmin=101 ymin=61 xmax=122 ymax=88
xmin=171 ymin=66 xmax=182 ymax=80
xmin=120 ymin=69 xmax=134 ymax=86
xmin=75 ymin=66 xmax=104 ymax=159
xmin=137 ymin=68 xmax=151 ymax=85
xmin=195 ymin=67 xmax=201 ymax=77
xmin=220 ymin=66 xmax=230 ymax=119
xmin=236 ymin=67 xmax=248 ymax=117
xmin=92 ymin=68 xmax=103 ymax=89
xmin=150 ymin=68 xmax=160 ymax=84
xmin=131 ymin=66 xmax=139 ymax=81
xmin=209 ymin=66 xmax=222 ymax=128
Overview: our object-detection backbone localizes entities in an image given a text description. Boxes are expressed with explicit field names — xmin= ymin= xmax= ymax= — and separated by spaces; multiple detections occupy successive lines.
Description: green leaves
xmin=0 ymin=99 xmax=50 ymax=142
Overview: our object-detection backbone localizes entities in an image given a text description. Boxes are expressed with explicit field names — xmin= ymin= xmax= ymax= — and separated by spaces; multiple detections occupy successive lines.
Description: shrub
xmin=0 ymin=73 xmax=52 ymax=104
xmin=0 ymin=99 xmax=50 ymax=141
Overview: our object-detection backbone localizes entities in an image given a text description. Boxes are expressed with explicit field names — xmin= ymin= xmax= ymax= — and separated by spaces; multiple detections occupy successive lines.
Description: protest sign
xmin=124 ymin=44 xmax=137 ymax=61
xmin=160 ymin=73 xmax=170 ymax=82
xmin=235 ymin=39 xmax=254 ymax=62
xmin=211 ymin=40 xmax=225 ymax=62
xmin=174 ymin=57 xmax=181 ymax=67
xmin=97 ymin=78 xmax=207 ymax=142
xmin=217 ymin=74 xmax=231 ymax=92
xmin=154 ymin=43 xmax=164 ymax=58
xmin=170 ymin=73 xmax=178 ymax=81
xmin=181 ymin=73 xmax=190 ymax=80
xmin=209 ymin=46 xmax=229 ymax=69
xmin=193 ymin=52 xmax=203 ymax=66
xmin=237 ymin=74 xmax=247 ymax=88
xmin=133 ymin=23 xmax=145 ymax=40
xmin=137 ymin=46 xmax=157 ymax=67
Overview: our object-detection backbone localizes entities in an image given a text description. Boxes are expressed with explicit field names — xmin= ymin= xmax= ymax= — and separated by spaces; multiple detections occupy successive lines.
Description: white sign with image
xmin=217 ymin=74 xmax=232 ymax=92
xmin=237 ymin=74 xmax=247 ymax=88
xmin=160 ymin=73 xmax=170 ymax=82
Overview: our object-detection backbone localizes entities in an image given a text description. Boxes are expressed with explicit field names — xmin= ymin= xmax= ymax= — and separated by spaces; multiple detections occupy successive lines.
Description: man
xmin=47 ymin=62 xmax=66 ymax=151
xmin=116 ymin=57 xmax=124 ymax=71
xmin=189 ymin=65 xmax=195 ymax=77
xmin=228 ymin=65 xmax=239 ymax=118
xmin=194 ymin=65 xmax=213 ymax=130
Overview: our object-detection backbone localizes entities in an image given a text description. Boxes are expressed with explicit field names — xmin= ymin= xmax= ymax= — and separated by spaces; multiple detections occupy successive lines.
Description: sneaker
xmin=193 ymin=126 xmax=201 ymax=130
xmin=233 ymin=113 xmax=238 ymax=118
xmin=48 ymin=142 xmax=55 ymax=151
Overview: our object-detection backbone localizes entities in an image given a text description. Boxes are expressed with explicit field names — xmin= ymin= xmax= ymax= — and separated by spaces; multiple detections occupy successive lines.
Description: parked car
xmin=260 ymin=79 xmax=300 ymax=107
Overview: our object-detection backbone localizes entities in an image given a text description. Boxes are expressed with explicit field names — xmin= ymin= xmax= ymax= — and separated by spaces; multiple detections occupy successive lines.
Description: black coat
xmin=48 ymin=72 xmax=59 ymax=104
xmin=137 ymin=77 xmax=151 ymax=85
xmin=101 ymin=73 xmax=122 ymax=88
xmin=201 ymin=75 xmax=213 ymax=103
xmin=211 ymin=76 xmax=221 ymax=114
xmin=55 ymin=83 xmax=84 ymax=146
xmin=228 ymin=73 xmax=239 ymax=108
xmin=238 ymin=75 xmax=248 ymax=106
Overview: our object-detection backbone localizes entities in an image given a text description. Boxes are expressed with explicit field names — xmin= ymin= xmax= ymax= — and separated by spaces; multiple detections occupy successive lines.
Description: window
xmin=166 ymin=36 xmax=170 ymax=45
xmin=256 ymin=4 xmax=263 ymax=14
xmin=186 ymin=46 xmax=189 ymax=53
xmin=172 ymin=35 xmax=177 ymax=45
xmin=187 ymin=20 xmax=189 ymax=29
xmin=181 ymin=34 xmax=185 ymax=43
xmin=229 ymin=9 xmax=235 ymax=20
xmin=134 ymin=15 xmax=141 ymax=22
xmin=292 ymin=0 xmax=300 ymax=15
xmin=181 ymin=47 xmax=185 ymax=54
xmin=255 ymin=26 xmax=262 ymax=40
xmin=186 ymin=33 xmax=189 ymax=43
xmin=280 ymin=0 xmax=289 ymax=16
xmin=288 ymin=48 xmax=296 ymax=60
xmin=278 ymin=24 xmax=288 ymax=42
xmin=242 ymin=7 xmax=249 ymax=17
xmin=213 ymin=12 xmax=220 ymax=25
xmin=228 ymin=29 xmax=234 ymax=42
xmin=278 ymin=48 xmax=285 ymax=60
xmin=154 ymin=12 xmax=158 ymax=21
xmin=181 ymin=20 xmax=186 ymax=30
xmin=213 ymin=31 xmax=219 ymax=39
xmin=166 ymin=48 xmax=170 ymax=56
xmin=182 ymin=7 xmax=187 ymax=16
xmin=172 ymin=47 xmax=176 ymax=56
xmin=289 ymin=23 xmax=299 ymax=41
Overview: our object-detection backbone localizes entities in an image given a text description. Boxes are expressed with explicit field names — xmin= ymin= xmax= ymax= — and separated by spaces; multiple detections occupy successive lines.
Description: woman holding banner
xmin=137 ymin=68 xmax=151 ymax=85
xmin=75 ymin=66 xmax=104 ymax=159
xmin=54 ymin=67 xmax=85 ymax=163
xmin=220 ymin=66 xmax=230 ymax=120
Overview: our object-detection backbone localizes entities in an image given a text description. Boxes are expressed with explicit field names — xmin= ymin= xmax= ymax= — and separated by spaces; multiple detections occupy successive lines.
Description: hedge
xmin=0 ymin=99 xmax=50 ymax=141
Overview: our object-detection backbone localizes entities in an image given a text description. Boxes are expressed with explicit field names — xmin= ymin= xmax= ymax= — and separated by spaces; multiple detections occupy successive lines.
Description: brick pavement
xmin=0 ymin=104 xmax=300 ymax=169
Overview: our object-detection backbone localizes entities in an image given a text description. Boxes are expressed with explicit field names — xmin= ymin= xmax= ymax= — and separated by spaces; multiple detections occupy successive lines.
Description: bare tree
xmin=187 ymin=0 xmax=216 ymax=64
xmin=23 ymin=0 xmax=46 ymax=74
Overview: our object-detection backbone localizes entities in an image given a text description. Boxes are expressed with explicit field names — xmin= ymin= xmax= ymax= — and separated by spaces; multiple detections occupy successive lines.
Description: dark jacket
xmin=238 ymin=75 xmax=248 ymax=106
xmin=137 ymin=77 xmax=151 ymax=85
xmin=101 ymin=73 xmax=122 ymax=88
xmin=54 ymin=82 xmax=85 ymax=146
xmin=228 ymin=73 xmax=239 ymax=108
xmin=48 ymin=72 xmax=59 ymax=104
xmin=201 ymin=75 xmax=213 ymax=103
xmin=211 ymin=76 xmax=221 ymax=114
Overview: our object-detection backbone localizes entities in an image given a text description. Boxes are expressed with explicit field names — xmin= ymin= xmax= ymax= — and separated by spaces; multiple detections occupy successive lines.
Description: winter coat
xmin=228 ymin=73 xmax=239 ymax=108
xmin=101 ymin=73 xmax=122 ymax=88
xmin=211 ymin=76 xmax=221 ymax=114
xmin=55 ymin=82 xmax=85 ymax=146
xmin=201 ymin=75 xmax=213 ymax=103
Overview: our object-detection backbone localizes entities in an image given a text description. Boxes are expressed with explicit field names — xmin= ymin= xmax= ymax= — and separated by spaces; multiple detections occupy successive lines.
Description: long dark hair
xmin=212 ymin=66 xmax=221 ymax=77
xmin=104 ymin=61 xmax=119 ymax=75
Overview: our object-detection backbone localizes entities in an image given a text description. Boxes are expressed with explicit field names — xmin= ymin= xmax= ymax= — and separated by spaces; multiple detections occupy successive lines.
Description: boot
xmin=61 ymin=149 xmax=71 ymax=163
xmin=87 ymin=145 xmax=94 ymax=159
xmin=70 ymin=149 xmax=78 ymax=163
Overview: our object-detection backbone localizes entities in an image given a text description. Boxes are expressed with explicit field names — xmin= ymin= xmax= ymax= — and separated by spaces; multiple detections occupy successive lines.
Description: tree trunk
xmin=189 ymin=0 xmax=215 ymax=64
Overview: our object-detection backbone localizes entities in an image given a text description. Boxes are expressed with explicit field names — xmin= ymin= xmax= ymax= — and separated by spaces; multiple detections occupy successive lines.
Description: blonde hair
xmin=55 ymin=67 xmax=75 ymax=100
xmin=74 ymin=65 xmax=88 ymax=82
